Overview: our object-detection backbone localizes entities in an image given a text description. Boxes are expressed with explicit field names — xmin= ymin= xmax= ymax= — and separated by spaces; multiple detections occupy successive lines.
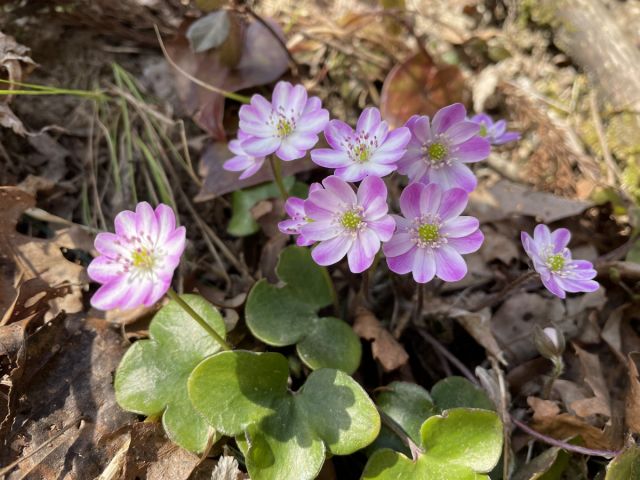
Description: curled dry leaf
xmin=625 ymin=353 xmax=640 ymax=435
xmin=211 ymin=454 xmax=248 ymax=480
xmin=0 ymin=31 xmax=36 ymax=135
xmin=0 ymin=187 xmax=88 ymax=319
xmin=571 ymin=344 xmax=611 ymax=419
xmin=380 ymin=52 xmax=468 ymax=128
xmin=353 ymin=307 xmax=408 ymax=372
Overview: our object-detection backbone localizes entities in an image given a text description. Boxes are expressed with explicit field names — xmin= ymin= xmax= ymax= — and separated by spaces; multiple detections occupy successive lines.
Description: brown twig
xmin=511 ymin=417 xmax=621 ymax=459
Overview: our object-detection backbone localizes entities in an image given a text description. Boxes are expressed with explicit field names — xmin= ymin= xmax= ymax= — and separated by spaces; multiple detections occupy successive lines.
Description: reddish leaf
xmin=380 ymin=52 xmax=468 ymax=128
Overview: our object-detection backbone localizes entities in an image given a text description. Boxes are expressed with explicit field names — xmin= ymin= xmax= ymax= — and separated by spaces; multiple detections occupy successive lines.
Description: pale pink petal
xmin=144 ymin=278 xmax=171 ymax=307
xmin=399 ymin=182 xmax=423 ymax=219
xmin=276 ymin=140 xmax=306 ymax=161
xmin=324 ymin=120 xmax=353 ymax=151
xmin=556 ymin=277 xmax=599 ymax=293
xmin=356 ymin=107 xmax=382 ymax=137
xmin=335 ymin=164 xmax=369 ymax=182
xmin=164 ymin=227 xmax=186 ymax=257
xmin=114 ymin=210 xmax=137 ymax=238
xmin=441 ymin=216 xmax=479 ymax=238
xmin=412 ymin=248 xmax=436 ymax=283
xmin=272 ymin=81 xmax=293 ymax=111
xmin=419 ymin=183 xmax=443 ymax=217
xmin=411 ymin=116 xmax=433 ymax=144
xmin=383 ymin=232 xmax=414 ymax=257
xmin=238 ymin=160 xmax=265 ymax=179
xmin=375 ymin=127 xmax=411 ymax=154
xmin=91 ymin=275 xmax=132 ymax=310
xmin=386 ymin=247 xmax=416 ymax=275
xmin=551 ymin=228 xmax=571 ymax=252
xmin=437 ymin=188 xmax=469 ymax=220
xmin=300 ymin=220 xmax=340 ymax=241
xmin=447 ymin=230 xmax=484 ymax=254
xmin=242 ymin=136 xmax=280 ymax=157
xmin=323 ymin=176 xmax=357 ymax=205
xmin=455 ymin=137 xmax=490 ymax=163
xmin=87 ymin=256 xmax=122 ymax=283
xmin=533 ymin=224 xmax=552 ymax=246
xmin=223 ymin=155 xmax=254 ymax=172
xmin=303 ymin=96 xmax=322 ymax=115
xmin=312 ymin=235 xmax=353 ymax=266
xmin=432 ymin=103 xmax=466 ymax=135
xmin=298 ymin=108 xmax=330 ymax=134
xmin=155 ymin=204 xmax=177 ymax=245
xmin=445 ymin=121 xmax=480 ymax=144
xmin=434 ymin=245 xmax=467 ymax=282
xmin=119 ymin=278 xmax=153 ymax=310
xmin=311 ymin=148 xmax=350 ymax=168
xmin=428 ymin=163 xmax=477 ymax=192
xmin=358 ymin=176 xmax=387 ymax=209
xmin=305 ymin=193 xmax=339 ymax=220
xmin=348 ymin=229 xmax=380 ymax=273
xmin=94 ymin=232 xmax=130 ymax=258
xmin=368 ymin=216 xmax=395 ymax=241
xmin=284 ymin=197 xmax=305 ymax=218
xmin=541 ymin=275 xmax=566 ymax=298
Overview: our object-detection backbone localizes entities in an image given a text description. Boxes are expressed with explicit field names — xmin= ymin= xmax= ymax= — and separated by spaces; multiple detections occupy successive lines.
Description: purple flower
xmin=383 ymin=182 xmax=483 ymax=283
xmin=470 ymin=113 xmax=520 ymax=145
xmin=521 ymin=224 xmax=599 ymax=299
xmin=238 ymin=81 xmax=329 ymax=161
xmin=223 ymin=132 xmax=266 ymax=180
xmin=301 ymin=175 xmax=395 ymax=273
xmin=397 ymin=103 xmax=490 ymax=192
xmin=88 ymin=202 xmax=186 ymax=311
xmin=277 ymin=183 xmax=322 ymax=246
xmin=311 ymin=107 xmax=411 ymax=181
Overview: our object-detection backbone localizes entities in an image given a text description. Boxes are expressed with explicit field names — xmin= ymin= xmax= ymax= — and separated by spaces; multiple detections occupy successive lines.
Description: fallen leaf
xmin=0 ymin=187 xmax=88 ymax=319
xmin=570 ymin=344 xmax=611 ymax=418
xmin=0 ymin=103 xmax=26 ymax=135
xmin=479 ymin=227 xmax=519 ymax=264
xmin=211 ymin=454 xmax=247 ymax=480
xmin=449 ymin=307 xmax=507 ymax=365
xmin=380 ymin=52 xmax=468 ymax=128
xmin=353 ymin=307 xmax=408 ymax=372
xmin=186 ymin=11 xmax=231 ymax=53
xmin=625 ymin=353 xmax=640 ymax=434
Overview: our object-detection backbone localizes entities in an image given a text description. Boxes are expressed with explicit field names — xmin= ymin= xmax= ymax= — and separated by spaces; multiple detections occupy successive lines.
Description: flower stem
xmin=542 ymin=358 xmax=564 ymax=399
xmin=378 ymin=409 xmax=423 ymax=461
xmin=471 ymin=271 xmax=537 ymax=311
xmin=269 ymin=155 xmax=289 ymax=201
xmin=167 ymin=288 xmax=231 ymax=351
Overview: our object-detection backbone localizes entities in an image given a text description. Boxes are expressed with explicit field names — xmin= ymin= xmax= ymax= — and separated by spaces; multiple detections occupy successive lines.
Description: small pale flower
xmin=383 ymin=182 xmax=483 ymax=283
xmin=277 ymin=183 xmax=322 ymax=246
xmin=301 ymin=175 xmax=395 ymax=273
xmin=521 ymin=224 xmax=599 ymax=299
xmin=311 ymin=107 xmax=411 ymax=181
xmin=397 ymin=103 xmax=490 ymax=192
xmin=88 ymin=202 xmax=186 ymax=311
xmin=223 ymin=132 xmax=266 ymax=180
xmin=238 ymin=81 xmax=329 ymax=161
xmin=470 ymin=113 xmax=520 ymax=145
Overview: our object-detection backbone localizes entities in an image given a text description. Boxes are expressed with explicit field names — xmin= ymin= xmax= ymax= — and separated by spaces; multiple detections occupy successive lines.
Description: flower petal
xmin=386 ymin=247 xmax=416 ymax=275
xmin=87 ymin=256 xmax=122 ymax=283
xmin=348 ymin=229 xmax=380 ymax=273
xmin=432 ymin=103 xmax=466 ymax=135
xmin=419 ymin=182 xmax=443 ymax=217
xmin=412 ymin=248 xmax=436 ymax=283
xmin=276 ymin=140 xmax=306 ymax=161
xmin=91 ymin=274 xmax=133 ymax=310
xmin=541 ymin=275 xmax=566 ymax=298
xmin=312 ymin=235 xmax=353 ymax=266
xmin=445 ymin=121 xmax=480 ymax=144
xmin=323 ymin=175 xmax=357 ymax=205
xmin=238 ymin=159 xmax=265 ymax=179
xmin=427 ymin=162 xmax=477 ymax=192
xmin=383 ymin=232 xmax=414 ymax=257
xmin=94 ymin=232 xmax=129 ymax=258
xmin=434 ymin=245 xmax=467 ymax=282
xmin=437 ymin=188 xmax=469 ymax=220
xmin=119 ymin=278 xmax=153 ymax=311
xmin=358 ymin=175 xmax=387 ymax=208
xmin=311 ymin=148 xmax=350 ymax=168
xmin=455 ymin=137 xmax=490 ymax=163
xmin=356 ymin=107 xmax=382 ymax=137
xmin=556 ymin=277 xmax=599 ymax=293
xmin=441 ymin=216 xmax=479 ymax=238
xmin=533 ymin=224 xmax=552 ymax=246
xmin=324 ymin=120 xmax=353 ymax=151
xmin=155 ymin=204 xmax=177 ymax=245
xmin=447 ymin=229 xmax=484 ymax=254
xmin=411 ymin=116 xmax=433 ymax=144
xmin=300 ymin=220 xmax=340 ymax=241
xmin=368 ymin=216 xmax=395 ymax=241
xmin=114 ymin=210 xmax=137 ymax=238
xmin=242 ymin=136 xmax=280 ymax=157
xmin=163 ymin=227 xmax=186 ymax=258
xmin=298 ymin=108 xmax=330 ymax=134
xmin=223 ymin=155 xmax=254 ymax=172
xmin=399 ymin=182 xmax=423 ymax=219
xmin=144 ymin=277 xmax=171 ymax=307
xmin=551 ymin=228 xmax=571 ymax=252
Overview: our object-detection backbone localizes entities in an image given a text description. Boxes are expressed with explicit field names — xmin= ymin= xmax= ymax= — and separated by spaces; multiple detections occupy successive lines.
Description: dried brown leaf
xmin=450 ymin=307 xmax=507 ymax=365
xmin=625 ymin=353 xmax=640 ymax=434
xmin=571 ymin=344 xmax=611 ymax=418
xmin=353 ymin=307 xmax=408 ymax=372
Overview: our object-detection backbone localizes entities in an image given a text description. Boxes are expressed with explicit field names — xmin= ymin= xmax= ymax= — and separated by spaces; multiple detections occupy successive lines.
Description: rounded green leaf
xmin=188 ymin=350 xmax=289 ymax=436
xmin=299 ymin=369 xmax=381 ymax=455
xmin=420 ymin=408 xmax=503 ymax=473
xmin=246 ymin=280 xmax=315 ymax=345
xmin=275 ymin=246 xmax=333 ymax=309
xmin=605 ymin=446 xmax=640 ymax=480
xmin=114 ymin=294 xmax=226 ymax=452
xmin=376 ymin=382 xmax=437 ymax=446
xmin=296 ymin=317 xmax=362 ymax=374
xmin=431 ymin=377 xmax=495 ymax=411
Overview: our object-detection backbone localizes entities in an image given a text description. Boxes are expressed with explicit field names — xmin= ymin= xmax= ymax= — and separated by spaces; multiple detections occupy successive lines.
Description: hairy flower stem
xmin=167 ymin=288 xmax=231 ymax=351
xmin=269 ymin=155 xmax=289 ymax=201
xmin=542 ymin=358 xmax=564 ymax=399
xmin=378 ymin=409 xmax=423 ymax=461
xmin=471 ymin=271 xmax=537 ymax=311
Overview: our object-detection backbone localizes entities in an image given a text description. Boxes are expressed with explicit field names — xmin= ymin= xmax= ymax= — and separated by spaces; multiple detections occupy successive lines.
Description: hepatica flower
xmin=238 ymin=81 xmax=329 ymax=161
xmin=88 ymin=202 xmax=186 ymax=310
xmin=397 ymin=103 xmax=490 ymax=192
xmin=470 ymin=113 xmax=521 ymax=145
xmin=277 ymin=184 xmax=322 ymax=246
xmin=311 ymin=107 xmax=411 ymax=181
xmin=383 ymin=182 xmax=483 ymax=283
xmin=301 ymin=175 xmax=395 ymax=273
xmin=222 ymin=132 xmax=266 ymax=180
xmin=521 ymin=224 xmax=599 ymax=299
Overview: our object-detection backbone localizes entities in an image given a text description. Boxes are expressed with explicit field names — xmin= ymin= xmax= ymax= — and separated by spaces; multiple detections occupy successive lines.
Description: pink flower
xmin=397 ymin=103 xmax=490 ymax=192
xmin=521 ymin=224 xmax=599 ymax=299
xmin=301 ymin=175 xmax=395 ymax=273
xmin=311 ymin=107 xmax=411 ymax=181
xmin=88 ymin=202 xmax=186 ymax=310
xmin=277 ymin=183 xmax=322 ymax=246
xmin=383 ymin=182 xmax=483 ymax=283
xmin=223 ymin=132 xmax=266 ymax=180
xmin=238 ymin=81 xmax=330 ymax=161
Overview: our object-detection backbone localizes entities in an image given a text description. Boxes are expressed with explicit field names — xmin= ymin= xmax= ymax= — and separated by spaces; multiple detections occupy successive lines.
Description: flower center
xmin=547 ymin=253 xmax=565 ymax=272
xmin=353 ymin=143 xmax=371 ymax=163
xmin=478 ymin=124 xmax=488 ymax=137
xmin=418 ymin=223 xmax=440 ymax=243
xmin=427 ymin=142 xmax=448 ymax=162
xmin=131 ymin=248 xmax=155 ymax=270
xmin=341 ymin=210 xmax=363 ymax=231
xmin=277 ymin=117 xmax=294 ymax=138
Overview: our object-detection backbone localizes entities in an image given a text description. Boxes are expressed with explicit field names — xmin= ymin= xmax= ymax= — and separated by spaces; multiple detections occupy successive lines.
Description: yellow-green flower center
xmin=428 ymin=142 xmax=448 ymax=162
xmin=547 ymin=254 xmax=565 ymax=272
xmin=478 ymin=124 xmax=488 ymax=137
xmin=418 ymin=223 xmax=440 ymax=243
xmin=132 ymin=248 xmax=155 ymax=269
xmin=277 ymin=118 xmax=294 ymax=138
xmin=341 ymin=210 xmax=362 ymax=230
xmin=353 ymin=143 xmax=371 ymax=163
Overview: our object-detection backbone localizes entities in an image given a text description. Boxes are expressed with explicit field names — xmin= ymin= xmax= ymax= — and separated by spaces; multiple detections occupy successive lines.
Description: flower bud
xmin=534 ymin=325 xmax=565 ymax=360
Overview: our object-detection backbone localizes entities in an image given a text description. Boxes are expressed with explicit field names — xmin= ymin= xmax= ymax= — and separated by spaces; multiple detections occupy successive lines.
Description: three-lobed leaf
xmin=246 ymin=246 xmax=361 ymax=373
xmin=114 ymin=294 xmax=226 ymax=452
xmin=188 ymin=350 xmax=380 ymax=480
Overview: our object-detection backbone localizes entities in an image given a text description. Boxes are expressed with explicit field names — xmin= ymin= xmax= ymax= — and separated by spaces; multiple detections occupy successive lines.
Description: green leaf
xmin=362 ymin=409 xmax=503 ymax=480
xmin=605 ymin=446 xmax=640 ymax=480
xmin=376 ymin=382 xmax=437 ymax=445
xmin=189 ymin=350 xmax=380 ymax=480
xmin=227 ymin=178 xmax=296 ymax=237
xmin=246 ymin=246 xmax=361 ymax=373
xmin=186 ymin=10 xmax=231 ymax=53
xmin=114 ymin=294 xmax=226 ymax=452
xmin=512 ymin=447 xmax=568 ymax=480
xmin=431 ymin=376 xmax=495 ymax=411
